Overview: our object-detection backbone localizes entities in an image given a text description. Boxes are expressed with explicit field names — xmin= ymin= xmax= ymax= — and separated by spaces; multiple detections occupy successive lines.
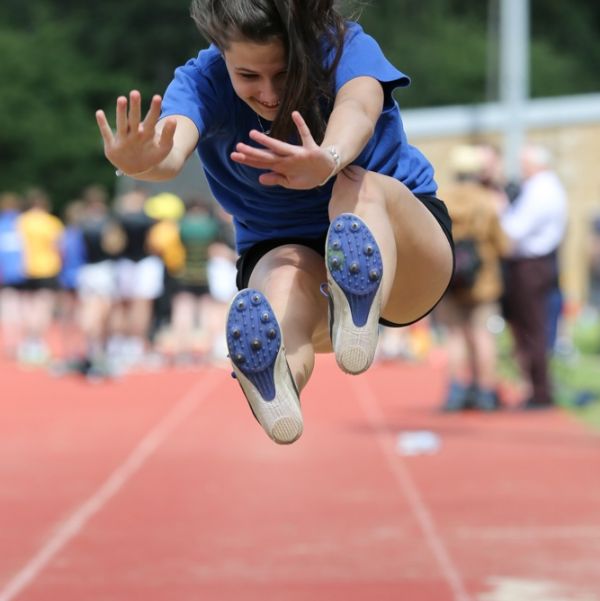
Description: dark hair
xmin=189 ymin=0 xmax=347 ymax=143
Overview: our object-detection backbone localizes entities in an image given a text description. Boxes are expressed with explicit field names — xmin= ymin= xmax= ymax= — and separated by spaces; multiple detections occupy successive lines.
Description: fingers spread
xmin=143 ymin=95 xmax=163 ymax=131
xmin=235 ymin=142 xmax=277 ymax=162
xmin=231 ymin=151 xmax=274 ymax=170
xmin=128 ymin=90 xmax=142 ymax=132
xmin=95 ymin=110 xmax=114 ymax=146
xmin=258 ymin=172 xmax=286 ymax=187
xmin=292 ymin=111 xmax=315 ymax=147
xmin=158 ymin=118 xmax=177 ymax=149
xmin=248 ymin=130 xmax=293 ymax=154
xmin=115 ymin=96 xmax=129 ymax=136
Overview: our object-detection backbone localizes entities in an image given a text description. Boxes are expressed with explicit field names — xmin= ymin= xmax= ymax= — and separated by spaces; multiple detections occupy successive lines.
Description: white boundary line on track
xmin=355 ymin=376 xmax=473 ymax=601
xmin=0 ymin=371 xmax=224 ymax=601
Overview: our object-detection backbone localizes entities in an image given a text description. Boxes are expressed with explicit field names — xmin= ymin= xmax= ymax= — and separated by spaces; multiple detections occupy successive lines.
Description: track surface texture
xmin=1 ymin=351 xmax=599 ymax=601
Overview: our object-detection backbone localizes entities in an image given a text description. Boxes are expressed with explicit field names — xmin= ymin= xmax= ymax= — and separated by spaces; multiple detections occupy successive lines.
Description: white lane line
xmin=0 ymin=371 xmax=224 ymax=601
xmin=457 ymin=526 xmax=600 ymax=540
xmin=355 ymin=376 xmax=472 ymax=601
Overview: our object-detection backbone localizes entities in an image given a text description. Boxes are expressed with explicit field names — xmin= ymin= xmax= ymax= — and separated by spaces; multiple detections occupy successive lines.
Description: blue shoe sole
xmin=226 ymin=289 xmax=303 ymax=444
xmin=326 ymin=214 xmax=383 ymax=328
xmin=325 ymin=214 xmax=383 ymax=374
xmin=226 ymin=289 xmax=281 ymax=401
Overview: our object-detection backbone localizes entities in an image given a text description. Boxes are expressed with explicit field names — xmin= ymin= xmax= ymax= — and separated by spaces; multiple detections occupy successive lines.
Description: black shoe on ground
xmin=441 ymin=381 xmax=472 ymax=412
xmin=474 ymin=388 xmax=501 ymax=412
xmin=518 ymin=398 xmax=554 ymax=411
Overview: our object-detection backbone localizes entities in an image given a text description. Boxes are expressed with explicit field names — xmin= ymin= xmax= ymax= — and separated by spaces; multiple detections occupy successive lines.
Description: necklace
xmin=257 ymin=115 xmax=272 ymax=135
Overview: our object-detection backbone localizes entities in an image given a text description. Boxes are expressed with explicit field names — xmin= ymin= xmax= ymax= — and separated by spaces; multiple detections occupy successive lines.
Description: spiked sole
xmin=226 ymin=289 xmax=303 ymax=444
xmin=326 ymin=213 xmax=383 ymax=374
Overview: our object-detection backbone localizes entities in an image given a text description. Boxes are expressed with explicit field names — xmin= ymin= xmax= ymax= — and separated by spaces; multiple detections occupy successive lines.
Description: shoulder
xmin=335 ymin=21 xmax=410 ymax=92
xmin=174 ymin=45 xmax=229 ymax=87
xmin=163 ymin=45 xmax=232 ymax=134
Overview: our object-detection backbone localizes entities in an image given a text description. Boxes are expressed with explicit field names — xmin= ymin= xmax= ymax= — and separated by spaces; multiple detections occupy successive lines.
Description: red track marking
xmin=0 ymin=354 xmax=599 ymax=600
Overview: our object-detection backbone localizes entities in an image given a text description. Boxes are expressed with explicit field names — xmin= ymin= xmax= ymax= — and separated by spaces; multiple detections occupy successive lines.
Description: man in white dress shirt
xmin=501 ymin=144 xmax=568 ymax=409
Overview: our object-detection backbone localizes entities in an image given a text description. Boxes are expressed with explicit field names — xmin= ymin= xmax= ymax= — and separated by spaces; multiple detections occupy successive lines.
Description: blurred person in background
xmin=501 ymin=143 xmax=568 ymax=409
xmin=475 ymin=143 xmax=514 ymax=211
xmin=109 ymin=189 xmax=162 ymax=371
xmin=206 ymin=206 xmax=238 ymax=362
xmin=589 ymin=216 xmax=600 ymax=312
xmin=170 ymin=195 xmax=223 ymax=364
xmin=0 ymin=192 xmax=25 ymax=358
xmin=74 ymin=187 xmax=123 ymax=378
xmin=56 ymin=200 xmax=87 ymax=362
xmin=16 ymin=188 xmax=64 ymax=365
xmin=144 ymin=191 xmax=186 ymax=348
xmin=434 ymin=145 xmax=511 ymax=411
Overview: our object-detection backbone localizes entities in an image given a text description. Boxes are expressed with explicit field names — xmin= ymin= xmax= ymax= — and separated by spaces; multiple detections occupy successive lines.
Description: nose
xmin=259 ymin=78 xmax=280 ymax=105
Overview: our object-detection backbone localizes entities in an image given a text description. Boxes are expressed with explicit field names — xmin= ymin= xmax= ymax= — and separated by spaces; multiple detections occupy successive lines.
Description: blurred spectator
xmin=205 ymin=204 xmax=237 ymax=361
xmin=75 ymin=188 xmax=123 ymax=377
xmin=170 ymin=195 xmax=223 ymax=363
xmin=501 ymin=143 xmax=568 ymax=409
xmin=476 ymin=143 xmax=513 ymax=210
xmin=588 ymin=215 xmax=600 ymax=312
xmin=16 ymin=188 xmax=64 ymax=365
xmin=0 ymin=192 xmax=25 ymax=358
xmin=435 ymin=145 xmax=511 ymax=411
xmin=57 ymin=200 xmax=87 ymax=361
xmin=109 ymin=189 xmax=162 ymax=370
xmin=145 ymin=192 xmax=186 ymax=339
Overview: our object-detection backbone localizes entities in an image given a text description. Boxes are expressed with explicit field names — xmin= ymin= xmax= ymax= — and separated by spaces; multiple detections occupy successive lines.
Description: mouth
xmin=256 ymin=100 xmax=280 ymax=111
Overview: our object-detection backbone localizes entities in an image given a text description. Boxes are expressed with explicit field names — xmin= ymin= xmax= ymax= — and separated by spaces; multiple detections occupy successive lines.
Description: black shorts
xmin=18 ymin=277 xmax=59 ymax=292
xmin=175 ymin=282 xmax=211 ymax=297
xmin=235 ymin=194 xmax=454 ymax=327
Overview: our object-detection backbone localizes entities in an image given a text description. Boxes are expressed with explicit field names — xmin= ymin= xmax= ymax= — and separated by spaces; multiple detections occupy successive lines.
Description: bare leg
xmin=0 ymin=288 xmax=23 ymax=357
xmin=248 ymin=244 xmax=329 ymax=391
xmin=329 ymin=168 xmax=453 ymax=324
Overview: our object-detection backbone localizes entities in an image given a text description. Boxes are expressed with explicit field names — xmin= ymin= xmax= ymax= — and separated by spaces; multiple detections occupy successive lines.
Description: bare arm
xmin=320 ymin=75 xmax=384 ymax=170
xmin=95 ymin=90 xmax=199 ymax=181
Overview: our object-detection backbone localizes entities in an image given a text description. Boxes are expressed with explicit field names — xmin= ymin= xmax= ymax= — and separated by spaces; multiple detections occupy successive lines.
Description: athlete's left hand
xmin=231 ymin=111 xmax=338 ymax=189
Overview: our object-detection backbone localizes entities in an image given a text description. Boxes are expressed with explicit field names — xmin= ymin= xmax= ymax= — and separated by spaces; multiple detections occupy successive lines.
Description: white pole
xmin=499 ymin=0 xmax=530 ymax=181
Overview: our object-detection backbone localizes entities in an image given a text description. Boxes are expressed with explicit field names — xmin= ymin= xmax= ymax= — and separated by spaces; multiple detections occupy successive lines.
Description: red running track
xmin=0 ymin=352 xmax=599 ymax=601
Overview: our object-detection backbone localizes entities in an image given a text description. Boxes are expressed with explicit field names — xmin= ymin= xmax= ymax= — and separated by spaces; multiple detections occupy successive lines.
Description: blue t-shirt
xmin=0 ymin=210 xmax=25 ymax=286
xmin=59 ymin=226 xmax=87 ymax=290
xmin=162 ymin=22 xmax=437 ymax=252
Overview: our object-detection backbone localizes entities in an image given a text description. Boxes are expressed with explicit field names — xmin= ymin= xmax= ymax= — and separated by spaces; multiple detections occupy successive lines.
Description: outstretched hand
xmin=95 ymin=91 xmax=177 ymax=176
xmin=231 ymin=111 xmax=337 ymax=189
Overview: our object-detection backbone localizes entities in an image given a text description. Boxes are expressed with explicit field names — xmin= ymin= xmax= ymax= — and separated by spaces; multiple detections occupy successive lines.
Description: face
xmin=222 ymin=38 xmax=287 ymax=121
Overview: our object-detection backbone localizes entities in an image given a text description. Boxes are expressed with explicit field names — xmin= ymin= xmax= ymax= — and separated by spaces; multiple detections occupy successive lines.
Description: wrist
xmin=115 ymin=166 xmax=154 ymax=178
xmin=319 ymin=145 xmax=342 ymax=187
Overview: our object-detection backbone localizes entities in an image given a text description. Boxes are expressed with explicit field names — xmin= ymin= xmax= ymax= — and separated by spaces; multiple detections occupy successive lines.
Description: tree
xmin=0 ymin=0 xmax=598 ymax=210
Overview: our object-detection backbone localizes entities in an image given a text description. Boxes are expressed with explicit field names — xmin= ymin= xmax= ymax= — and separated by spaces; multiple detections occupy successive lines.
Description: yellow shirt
xmin=18 ymin=209 xmax=64 ymax=279
xmin=147 ymin=220 xmax=185 ymax=274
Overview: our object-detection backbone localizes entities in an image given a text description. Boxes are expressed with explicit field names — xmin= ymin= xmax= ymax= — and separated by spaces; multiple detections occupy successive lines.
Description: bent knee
xmin=249 ymin=245 xmax=325 ymax=293
xmin=329 ymin=167 xmax=384 ymax=217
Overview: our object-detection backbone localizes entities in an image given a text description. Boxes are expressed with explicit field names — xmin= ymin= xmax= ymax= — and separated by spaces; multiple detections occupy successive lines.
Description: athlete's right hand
xmin=95 ymin=91 xmax=177 ymax=176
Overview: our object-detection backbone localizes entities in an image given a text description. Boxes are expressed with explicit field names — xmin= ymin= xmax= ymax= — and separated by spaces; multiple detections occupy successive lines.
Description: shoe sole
xmin=226 ymin=289 xmax=303 ymax=444
xmin=326 ymin=213 xmax=383 ymax=374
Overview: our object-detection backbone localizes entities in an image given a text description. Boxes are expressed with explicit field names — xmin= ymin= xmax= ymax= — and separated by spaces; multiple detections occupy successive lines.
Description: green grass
xmin=552 ymin=353 xmax=600 ymax=428
xmin=496 ymin=329 xmax=600 ymax=431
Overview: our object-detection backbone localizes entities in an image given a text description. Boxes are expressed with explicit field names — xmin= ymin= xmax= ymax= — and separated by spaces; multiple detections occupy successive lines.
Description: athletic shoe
xmin=517 ymin=397 xmax=555 ymax=411
xmin=440 ymin=380 xmax=472 ymax=412
xmin=226 ymin=288 xmax=303 ymax=444
xmin=325 ymin=213 xmax=383 ymax=374
xmin=473 ymin=388 xmax=501 ymax=412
